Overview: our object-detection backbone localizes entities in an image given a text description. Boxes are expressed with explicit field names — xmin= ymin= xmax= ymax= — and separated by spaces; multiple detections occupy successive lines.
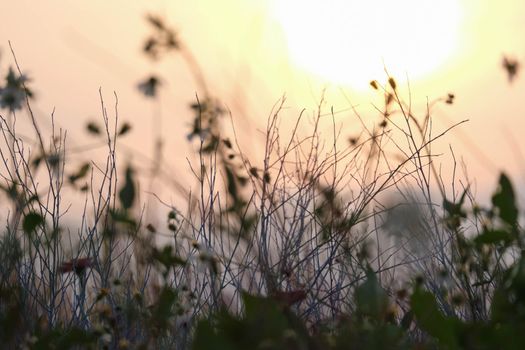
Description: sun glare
xmin=271 ymin=0 xmax=462 ymax=89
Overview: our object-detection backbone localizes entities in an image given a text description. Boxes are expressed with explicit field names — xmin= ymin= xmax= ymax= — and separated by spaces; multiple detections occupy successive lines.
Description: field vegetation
xmin=0 ymin=15 xmax=524 ymax=350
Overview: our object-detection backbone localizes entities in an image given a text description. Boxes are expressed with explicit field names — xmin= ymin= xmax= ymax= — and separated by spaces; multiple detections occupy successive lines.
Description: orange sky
xmin=1 ymin=0 xmax=525 ymax=203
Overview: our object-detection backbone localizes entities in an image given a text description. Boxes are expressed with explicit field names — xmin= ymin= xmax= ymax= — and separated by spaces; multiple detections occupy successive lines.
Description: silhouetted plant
xmin=1 ymin=13 xmax=524 ymax=350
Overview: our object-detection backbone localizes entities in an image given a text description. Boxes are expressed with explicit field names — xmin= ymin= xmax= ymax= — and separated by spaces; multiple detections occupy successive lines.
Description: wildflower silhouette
xmin=137 ymin=75 xmax=162 ymax=98
xmin=503 ymin=56 xmax=520 ymax=82
xmin=0 ymin=67 xmax=33 ymax=110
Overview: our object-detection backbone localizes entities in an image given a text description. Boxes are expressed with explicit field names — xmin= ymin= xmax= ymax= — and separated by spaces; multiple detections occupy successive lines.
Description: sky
xmin=1 ymin=0 xmax=525 ymax=206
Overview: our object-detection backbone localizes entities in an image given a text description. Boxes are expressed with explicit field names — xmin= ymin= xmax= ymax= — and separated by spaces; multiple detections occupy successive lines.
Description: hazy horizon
xmin=2 ymin=0 xmax=525 ymax=205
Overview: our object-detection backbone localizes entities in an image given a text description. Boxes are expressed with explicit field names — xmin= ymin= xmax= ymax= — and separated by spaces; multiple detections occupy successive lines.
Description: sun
xmin=271 ymin=0 xmax=463 ymax=89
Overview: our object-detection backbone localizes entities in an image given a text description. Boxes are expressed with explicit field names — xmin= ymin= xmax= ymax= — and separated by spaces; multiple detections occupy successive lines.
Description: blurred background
xmin=1 ymin=0 xmax=525 ymax=205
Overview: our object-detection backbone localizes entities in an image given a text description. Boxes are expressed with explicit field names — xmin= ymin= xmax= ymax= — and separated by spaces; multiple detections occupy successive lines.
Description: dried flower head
xmin=0 ymin=67 xmax=33 ymax=110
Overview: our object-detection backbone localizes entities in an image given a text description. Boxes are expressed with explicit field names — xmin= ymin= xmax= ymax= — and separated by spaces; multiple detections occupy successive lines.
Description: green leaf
xmin=354 ymin=268 xmax=390 ymax=320
xmin=150 ymin=287 xmax=178 ymax=331
xmin=222 ymin=138 xmax=232 ymax=149
xmin=152 ymin=245 xmax=186 ymax=271
xmin=109 ymin=209 xmax=137 ymax=228
xmin=146 ymin=14 xmax=166 ymax=30
xmin=241 ymin=293 xmax=289 ymax=340
xmin=492 ymin=173 xmax=518 ymax=227
xmin=224 ymin=165 xmax=238 ymax=201
xmin=443 ymin=190 xmax=467 ymax=230
xmin=86 ymin=121 xmax=101 ymax=135
xmin=192 ymin=320 xmax=233 ymax=350
xmin=31 ymin=155 xmax=43 ymax=169
xmin=411 ymin=288 xmax=461 ymax=349
xmin=474 ymin=230 xmax=513 ymax=246
xmin=22 ymin=212 xmax=44 ymax=234
xmin=68 ymin=163 xmax=91 ymax=184
xmin=118 ymin=122 xmax=132 ymax=136
xmin=119 ymin=166 xmax=136 ymax=210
